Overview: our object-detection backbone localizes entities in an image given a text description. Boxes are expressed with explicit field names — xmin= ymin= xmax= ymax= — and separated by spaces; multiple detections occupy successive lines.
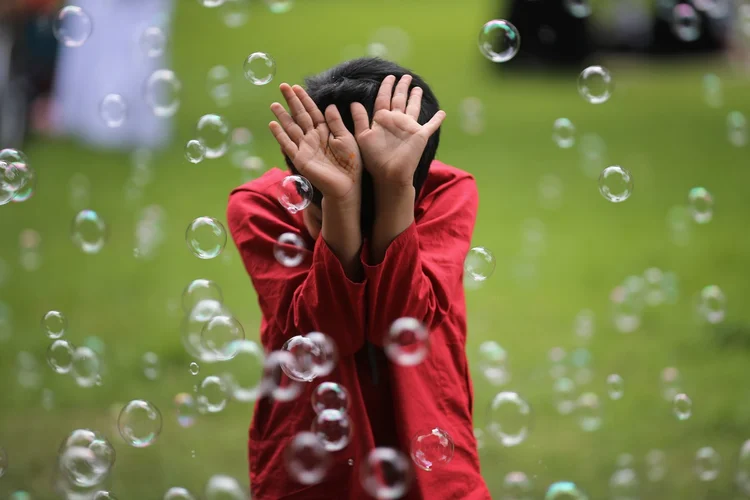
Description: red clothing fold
xmin=227 ymin=160 xmax=490 ymax=500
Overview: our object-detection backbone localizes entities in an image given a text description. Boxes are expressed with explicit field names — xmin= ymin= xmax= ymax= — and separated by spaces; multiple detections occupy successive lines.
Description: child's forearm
xmin=369 ymin=182 xmax=416 ymax=264
xmin=321 ymin=195 xmax=364 ymax=281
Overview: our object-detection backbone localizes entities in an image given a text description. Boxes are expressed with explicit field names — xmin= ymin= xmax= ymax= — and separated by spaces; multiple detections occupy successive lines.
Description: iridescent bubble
xmin=185 ymin=140 xmax=206 ymax=164
xmin=544 ymin=481 xmax=588 ymax=499
xmin=312 ymin=409 xmax=352 ymax=452
xmin=503 ymin=471 xmax=532 ymax=500
xmin=9 ymin=163 xmax=35 ymax=203
xmin=487 ymin=391 xmax=532 ymax=446
xmin=673 ymin=393 xmax=692 ymax=420
xmin=174 ymin=392 xmax=197 ymax=428
xmin=145 ymin=69 xmax=182 ymax=118
xmin=384 ymin=317 xmax=429 ymax=367
xmin=576 ymin=392 xmax=602 ymax=432
xmin=58 ymin=429 xmax=115 ymax=488
xmin=48 ymin=339 xmax=75 ymax=374
xmin=360 ymin=448 xmax=412 ymax=499
xmin=728 ymin=110 xmax=748 ymax=147
xmin=275 ymin=175 xmax=313 ymax=213
xmin=578 ymin=66 xmax=613 ymax=104
xmin=607 ymin=374 xmax=624 ymax=400
xmin=687 ymin=187 xmax=713 ymax=223
xmin=118 ymin=400 xmax=162 ymax=447
xmin=478 ymin=340 xmax=510 ymax=386
xmin=71 ymin=346 xmax=101 ymax=388
xmin=164 ymin=487 xmax=197 ymax=500
xmin=410 ymin=427 xmax=454 ymax=471
xmin=672 ymin=4 xmax=701 ymax=42
xmin=261 ymin=350 xmax=302 ymax=402
xmin=93 ymin=491 xmax=117 ymax=500
xmin=265 ymin=0 xmax=293 ymax=13
xmin=609 ymin=468 xmax=638 ymax=500
xmin=311 ymin=382 xmax=350 ymax=414
xmin=478 ymin=20 xmax=521 ymax=63
xmin=552 ymin=118 xmax=576 ymax=148
xmin=698 ymin=285 xmax=726 ymax=324
xmin=695 ymin=446 xmax=720 ymax=481
xmin=197 ymin=375 xmax=229 ymax=413
xmin=99 ymin=94 xmax=127 ymax=128
xmin=285 ymin=431 xmax=331 ymax=485
xmin=142 ymin=352 xmax=160 ymax=381
xmin=189 ymin=362 xmax=200 ymax=375
xmin=71 ymin=210 xmax=107 ymax=254
xmin=140 ymin=26 xmax=166 ymax=58
xmin=207 ymin=65 xmax=232 ymax=107
xmin=736 ymin=440 xmax=750 ymax=495
xmin=182 ymin=279 xmax=224 ymax=315
xmin=274 ymin=232 xmax=307 ymax=267
xmin=553 ymin=377 xmax=577 ymax=415
xmin=464 ymin=246 xmax=496 ymax=282
xmin=221 ymin=0 xmax=250 ymax=28
xmin=0 ymin=447 xmax=7 ymax=478
xmin=201 ymin=315 xmax=244 ymax=360
xmin=204 ymin=475 xmax=246 ymax=500
xmin=53 ymin=6 xmax=92 ymax=48
xmin=222 ymin=339 xmax=265 ymax=402
xmin=186 ymin=217 xmax=227 ymax=260
xmin=243 ymin=52 xmax=276 ymax=85
xmin=564 ymin=0 xmax=592 ymax=17
xmin=598 ymin=165 xmax=633 ymax=202
xmin=42 ymin=310 xmax=67 ymax=339
xmin=0 ymin=161 xmax=31 ymax=193
xmin=196 ymin=114 xmax=230 ymax=159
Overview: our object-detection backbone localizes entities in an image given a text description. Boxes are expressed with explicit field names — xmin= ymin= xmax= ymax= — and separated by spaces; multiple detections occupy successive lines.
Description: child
xmin=227 ymin=58 xmax=490 ymax=499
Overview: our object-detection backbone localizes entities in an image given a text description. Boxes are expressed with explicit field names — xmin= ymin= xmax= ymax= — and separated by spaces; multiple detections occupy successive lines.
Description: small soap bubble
xmin=598 ymin=165 xmax=633 ymax=202
xmin=360 ymin=448 xmax=413 ymax=499
xmin=275 ymin=175 xmax=313 ymax=213
xmin=261 ymin=350 xmax=302 ymax=402
xmin=118 ymin=400 xmax=162 ymax=448
xmin=464 ymin=247 xmax=496 ymax=282
xmin=274 ymin=232 xmax=306 ymax=267
xmin=185 ymin=140 xmax=206 ymax=164
xmin=207 ymin=65 xmax=232 ymax=107
xmin=478 ymin=20 xmax=521 ymax=63
xmin=673 ymin=393 xmax=692 ymax=420
xmin=695 ymin=446 xmax=720 ymax=481
xmin=243 ymin=52 xmax=276 ymax=85
xmin=311 ymin=409 xmax=352 ymax=451
xmin=607 ymin=374 xmax=624 ymax=400
xmin=410 ymin=427 xmax=454 ymax=471
xmin=222 ymin=339 xmax=265 ymax=402
xmin=140 ymin=26 xmax=166 ymax=58
xmin=552 ymin=118 xmax=576 ymax=148
xmin=189 ymin=362 xmax=200 ymax=375
xmin=100 ymin=94 xmax=127 ymax=128
xmin=698 ymin=285 xmax=726 ymax=324
xmin=312 ymin=381 xmax=350 ymax=414
xmin=564 ymin=0 xmax=592 ymax=17
xmin=182 ymin=279 xmax=224 ymax=315
xmin=42 ymin=310 xmax=67 ymax=339
xmin=221 ymin=0 xmax=250 ymax=28
xmin=145 ymin=69 xmax=182 ymax=118
xmin=576 ymin=392 xmax=602 ymax=432
xmin=204 ymin=475 xmax=247 ymax=500
xmin=487 ymin=391 xmax=532 ymax=446
xmin=196 ymin=114 xmax=230 ymax=159
xmin=384 ymin=317 xmax=429 ymax=367
xmin=201 ymin=315 xmax=245 ymax=360
xmin=544 ymin=481 xmax=588 ymax=499
xmin=578 ymin=66 xmax=613 ymax=104
xmin=174 ymin=393 xmax=197 ymax=428
xmin=142 ymin=352 xmax=160 ymax=381
xmin=478 ymin=341 xmax=510 ymax=386
xmin=53 ymin=6 xmax=92 ymax=47
xmin=285 ymin=432 xmax=331 ymax=485
xmin=672 ymin=4 xmax=702 ymax=42
xmin=728 ymin=111 xmax=748 ymax=147
xmin=71 ymin=346 xmax=101 ymax=388
xmin=164 ymin=487 xmax=197 ymax=500
xmin=265 ymin=0 xmax=293 ymax=13
xmin=186 ymin=217 xmax=227 ymax=260
xmin=197 ymin=375 xmax=229 ymax=413
xmin=688 ymin=187 xmax=713 ymax=223
xmin=71 ymin=210 xmax=107 ymax=254
xmin=47 ymin=340 xmax=75 ymax=374
xmin=503 ymin=471 xmax=532 ymax=499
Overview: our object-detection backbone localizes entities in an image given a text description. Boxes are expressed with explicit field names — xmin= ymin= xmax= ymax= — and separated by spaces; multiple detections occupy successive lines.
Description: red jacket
xmin=227 ymin=160 xmax=490 ymax=499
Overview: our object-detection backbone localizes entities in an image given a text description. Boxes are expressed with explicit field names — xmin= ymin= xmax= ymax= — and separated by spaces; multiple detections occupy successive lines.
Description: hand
xmin=269 ymin=84 xmax=362 ymax=202
xmin=351 ymin=75 xmax=446 ymax=187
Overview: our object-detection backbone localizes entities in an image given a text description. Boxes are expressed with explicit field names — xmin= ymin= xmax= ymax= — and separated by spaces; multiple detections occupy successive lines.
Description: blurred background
xmin=1 ymin=0 xmax=750 ymax=498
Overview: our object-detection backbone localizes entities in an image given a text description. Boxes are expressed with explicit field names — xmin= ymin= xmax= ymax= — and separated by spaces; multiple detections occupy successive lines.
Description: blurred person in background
xmin=51 ymin=0 xmax=175 ymax=151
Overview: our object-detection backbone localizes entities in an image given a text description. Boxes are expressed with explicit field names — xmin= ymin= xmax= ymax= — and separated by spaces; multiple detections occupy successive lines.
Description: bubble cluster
xmin=118 ymin=400 xmax=162 ymax=448
xmin=186 ymin=217 xmax=227 ymax=260
xmin=243 ymin=52 xmax=276 ymax=85
xmin=578 ymin=66 xmax=613 ymax=104
xmin=384 ymin=317 xmax=429 ymax=366
xmin=410 ymin=427 xmax=454 ymax=471
xmin=478 ymin=20 xmax=521 ymax=63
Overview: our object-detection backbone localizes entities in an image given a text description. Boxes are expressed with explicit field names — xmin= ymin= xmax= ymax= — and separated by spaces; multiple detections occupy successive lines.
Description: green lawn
xmin=2 ymin=0 xmax=750 ymax=498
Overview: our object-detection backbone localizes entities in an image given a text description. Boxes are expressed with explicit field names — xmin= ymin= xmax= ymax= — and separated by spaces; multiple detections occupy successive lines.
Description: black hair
xmin=284 ymin=57 xmax=441 ymax=235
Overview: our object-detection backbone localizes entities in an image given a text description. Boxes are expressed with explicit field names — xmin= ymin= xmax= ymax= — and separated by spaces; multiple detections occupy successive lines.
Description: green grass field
xmin=2 ymin=0 xmax=750 ymax=498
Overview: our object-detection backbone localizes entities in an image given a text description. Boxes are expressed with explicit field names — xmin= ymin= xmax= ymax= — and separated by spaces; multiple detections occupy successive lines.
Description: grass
xmin=2 ymin=0 xmax=750 ymax=498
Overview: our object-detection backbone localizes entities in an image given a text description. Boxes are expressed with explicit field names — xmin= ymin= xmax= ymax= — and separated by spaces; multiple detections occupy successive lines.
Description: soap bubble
xmin=564 ymin=0 xmax=592 ymax=17
xmin=552 ymin=118 xmax=576 ymax=148
xmin=222 ymin=339 xmax=264 ymax=402
xmin=384 ymin=317 xmax=429 ymax=366
xmin=281 ymin=332 xmax=338 ymax=381
xmin=221 ymin=0 xmax=250 ymax=28
xmin=578 ymin=66 xmax=613 ymax=104
xmin=607 ymin=374 xmax=624 ymax=400
xmin=118 ymin=400 xmax=162 ymax=447
xmin=58 ymin=429 xmax=115 ymax=487
xmin=478 ymin=20 xmax=521 ymax=63
xmin=698 ymin=285 xmax=726 ymax=324
xmin=285 ymin=431 xmax=331 ymax=485
xmin=478 ymin=340 xmax=510 ymax=386
xmin=694 ymin=446 xmax=720 ymax=481
xmin=47 ymin=340 xmax=74 ymax=374
xmin=311 ymin=409 xmax=352 ymax=451
xmin=410 ymin=427 xmax=454 ymax=471
xmin=673 ymin=393 xmax=692 ymax=420
xmin=311 ymin=382 xmax=350 ymax=414
xmin=204 ymin=475 xmax=246 ymax=500
xmin=275 ymin=175 xmax=313 ymax=213
xmin=197 ymin=375 xmax=229 ymax=413
xmin=487 ymin=391 xmax=532 ymax=446
xmin=687 ymin=187 xmax=713 ymax=224
xmin=100 ymin=94 xmax=127 ymax=128
xmin=553 ymin=377 xmax=577 ymax=415
xmin=243 ymin=52 xmax=276 ymax=85
xmin=186 ymin=217 xmax=227 ymax=260
xmin=189 ymin=362 xmax=200 ymax=375
xmin=142 ymin=352 xmax=160 ymax=381
xmin=464 ymin=247 xmax=496 ymax=282
xmin=71 ymin=210 xmax=107 ymax=254
xmin=360 ymin=447 xmax=413 ymax=499
xmin=261 ymin=350 xmax=302 ymax=402
xmin=42 ymin=310 xmax=67 ymax=339
xmin=182 ymin=279 xmax=224 ymax=315
xmin=139 ymin=26 xmax=166 ymax=58
xmin=196 ymin=114 xmax=230 ymax=159
xmin=544 ymin=481 xmax=588 ymax=499
xmin=274 ymin=232 xmax=307 ymax=267
xmin=71 ymin=346 xmax=101 ymax=388
xmin=201 ymin=315 xmax=244 ymax=360
xmin=93 ymin=491 xmax=117 ymax=500
xmin=53 ymin=6 xmax=92 ymax=48
xmin=164 ymin=487 xmax=197 ymax=500
xmin=174 ymin=393 xmax=197 ymax=428
xmin=145 ymin=69 xmax=181 ymax=118
xmin=672 ymin=4 xmax=701 ymax=42
xmin=660 ymin=367 xmax=682 ymax=402
xmin=185 ymin=140 xmax=206 ymax=164
xmin=728 ymin=111 xmax=748 ymax=147
xmin=207 ymin=65 xmax=232 ymax=107
xmin=576 ymin=392 xmax=602 ymax=432
xmin=609 ymin=468 xmax=638 ymax=500
xmin=598 ymin=165 xmax=633 ymax=202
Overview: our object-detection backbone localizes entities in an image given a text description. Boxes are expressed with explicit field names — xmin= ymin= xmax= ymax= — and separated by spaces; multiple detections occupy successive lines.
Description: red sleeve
xmin=227 ymin=189 xmax=366 ymax=356
xmin=361 ymin=174 xmax=478 ymax=346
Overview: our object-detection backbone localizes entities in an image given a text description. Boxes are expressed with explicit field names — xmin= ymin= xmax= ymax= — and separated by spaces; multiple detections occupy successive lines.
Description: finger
xmin=325 ymin=105 xmax=349 ymax=138
xmin=405 ymin=87 xmax=423 ymax=119
xmin=374 ymin=75 xmax=397 ymax=113
xmin=269 ymin=121 xmax=298 ymax=159
xmin=391 ymin=74 xmax=412 ymax=113
xmin=351 ymin=102 xmax=370 ymax=136
xmin=418 ymin=110 xmax=446 ymax=139
xmin=270 ymin=102 xmax=304 ymax=144
xmin=280 ymin=83 xmax=314 ymax=132
xmin=292 ymin=85 xmax=326 ymax=126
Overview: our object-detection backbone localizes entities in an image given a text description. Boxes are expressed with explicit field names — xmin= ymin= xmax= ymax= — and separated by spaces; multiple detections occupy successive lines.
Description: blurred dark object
xmin=503 ymin=0 xmax=595 ymax=70
xmin=711 ymin=323 xmax=750 ymax=351
xmin=0 ymin=0 xmax=59 ymax=148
